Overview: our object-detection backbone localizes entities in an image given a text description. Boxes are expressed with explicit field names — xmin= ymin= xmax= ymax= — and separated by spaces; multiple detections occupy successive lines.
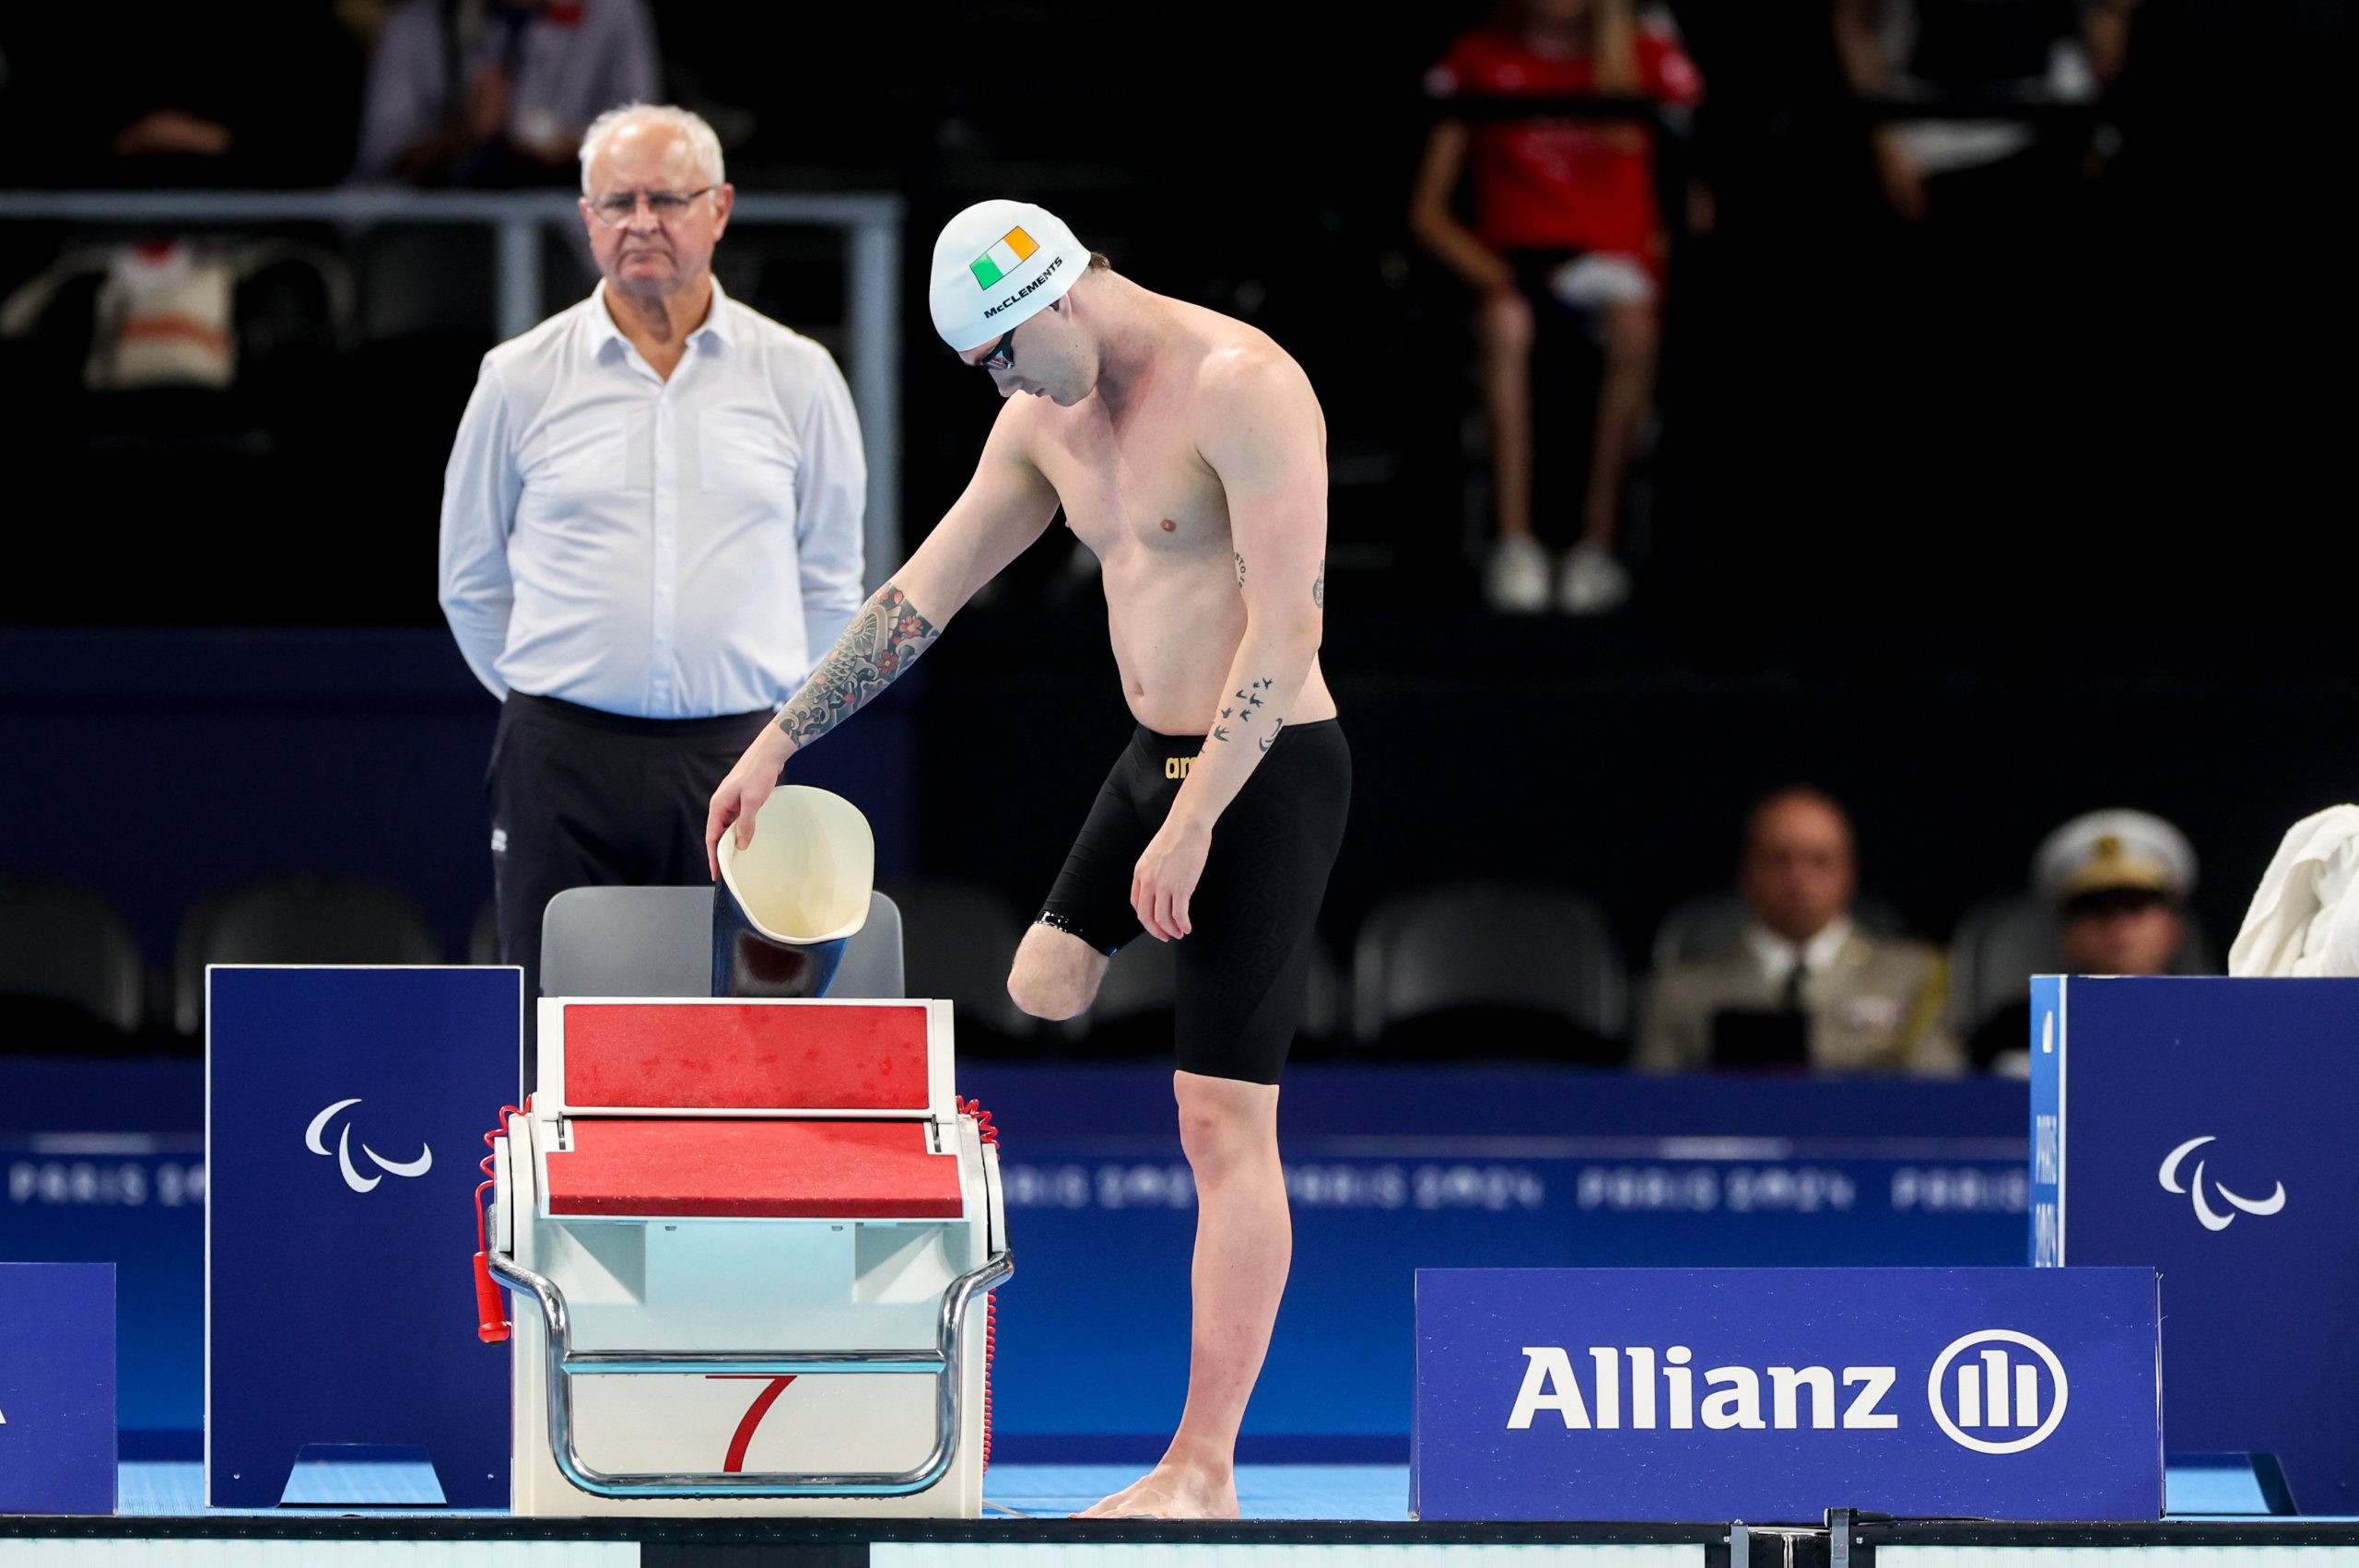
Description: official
xmin=439 ymin=102 xmax=866 ymax=1051
xmin=1637 ymin=786 xmax=1961 ymax=1075
xmin=1968 ymin=809 xmax=2202 ymax=1071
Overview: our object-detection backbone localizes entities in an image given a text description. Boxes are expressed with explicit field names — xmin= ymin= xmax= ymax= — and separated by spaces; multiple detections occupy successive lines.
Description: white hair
xmin=578 ymin=103 xmax=725 ymax=194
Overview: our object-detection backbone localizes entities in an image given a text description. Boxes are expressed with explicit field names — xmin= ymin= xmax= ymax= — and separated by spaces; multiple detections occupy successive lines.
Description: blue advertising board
xmin=1414 ymin=1266 xmax=2159 ymax=1522
xmin=0 ymin=1058 xmax=204 ymax=1441
xmin=21 ymin=1057 xmax=2026 ymax=1457
xmin=206 ymin=965 xmax=520 ymax=1508
xmin=0 ymin=1261 xmax=117 ymax=1515
xmin=2032 ymin=976 xmax=2359 ymax=1513
xmin=976 ymin=1068 xmax=2027 ymax=1453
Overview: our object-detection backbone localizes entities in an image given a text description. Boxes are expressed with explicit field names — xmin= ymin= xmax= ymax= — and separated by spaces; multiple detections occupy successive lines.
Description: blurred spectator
xmin=1637 ymin=787 xmax=1961 ymax=1074
xmin=437 ymin=105 xmax=865 ymax=1068
xmin=355 ymin=0 xmax=658 ymax=186
xmin=0 ymin=4 xmax=364 ymax=187
xmin=1831 ymin=0 xmax=2097 ymax=225
xmin=1410 ymin=0 xmax=1702 ymax=616
xmin=1970 ymin=808 xmax=2197 ymax=1071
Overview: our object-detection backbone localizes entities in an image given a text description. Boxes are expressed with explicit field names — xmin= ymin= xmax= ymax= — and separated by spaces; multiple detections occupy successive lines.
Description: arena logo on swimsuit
xmin=1164 ymin=755 xmax=1193 ymax=779
xmin=1507 ymin=1331 xmax=2070 ymax=1452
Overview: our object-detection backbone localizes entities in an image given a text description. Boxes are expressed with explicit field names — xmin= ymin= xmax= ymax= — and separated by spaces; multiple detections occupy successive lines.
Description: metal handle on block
xmin=487 ymin=1246 xmax=1012 ymax=1499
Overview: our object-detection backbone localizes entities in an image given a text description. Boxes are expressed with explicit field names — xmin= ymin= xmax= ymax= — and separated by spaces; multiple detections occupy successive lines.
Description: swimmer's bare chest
xmin=1032 ymin=400 xmax=1252 ymax=733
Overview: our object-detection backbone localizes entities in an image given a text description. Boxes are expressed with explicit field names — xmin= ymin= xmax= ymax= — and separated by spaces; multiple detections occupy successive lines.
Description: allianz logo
xmin=1509 ymin=1329 xmax=2068 ymax=1454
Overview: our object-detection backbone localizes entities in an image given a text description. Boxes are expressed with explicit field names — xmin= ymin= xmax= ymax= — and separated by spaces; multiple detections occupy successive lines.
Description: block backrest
xmin=540 ymin=887 xmax=906 ymax=1000
xmin=541 ymin=997 xmax=952 ymax=1117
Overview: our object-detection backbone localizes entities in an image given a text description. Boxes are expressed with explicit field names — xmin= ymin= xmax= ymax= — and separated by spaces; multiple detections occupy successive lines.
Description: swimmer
xmin=707 ymin=199 xmax=1346 ymax=1519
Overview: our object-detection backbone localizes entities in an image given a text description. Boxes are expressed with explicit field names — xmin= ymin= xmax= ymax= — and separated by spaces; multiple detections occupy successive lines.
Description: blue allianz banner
xmin=206 ymin=966 xmax=519 ymax=1508
xmin=2033 ymin=976 xmax=2359 ymax=1512
xmin=0 ymin=1261 xmax=116 ymax=1514
xmin=1414 ymin=1266 xmax=2159 ymax=1522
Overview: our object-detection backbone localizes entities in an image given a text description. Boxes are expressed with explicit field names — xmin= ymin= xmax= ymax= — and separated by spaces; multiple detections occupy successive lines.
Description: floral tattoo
xmin=775 ymin=584 xmax=940 ymax=748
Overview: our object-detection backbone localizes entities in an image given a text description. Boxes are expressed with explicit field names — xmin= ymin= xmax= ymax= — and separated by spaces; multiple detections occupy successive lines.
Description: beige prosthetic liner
xmin=711 ymin=785 xmax=874 ymax=998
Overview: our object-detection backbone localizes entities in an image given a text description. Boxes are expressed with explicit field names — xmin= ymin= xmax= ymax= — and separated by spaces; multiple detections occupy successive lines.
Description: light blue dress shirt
xmin=438 ymin=278 xmax=867 ymax=718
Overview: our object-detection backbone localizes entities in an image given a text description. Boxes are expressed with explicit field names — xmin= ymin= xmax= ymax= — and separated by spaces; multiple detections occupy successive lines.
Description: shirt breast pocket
xmin=526 ymin=409 xmax=627 ymax=495
xmin=699 ymin=408 xmax=797 ymax=497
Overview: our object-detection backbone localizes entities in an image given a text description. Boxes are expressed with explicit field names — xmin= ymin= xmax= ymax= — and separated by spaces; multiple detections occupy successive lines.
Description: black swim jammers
xmin=1036 ymin=720 xmax=1351 ymax=1084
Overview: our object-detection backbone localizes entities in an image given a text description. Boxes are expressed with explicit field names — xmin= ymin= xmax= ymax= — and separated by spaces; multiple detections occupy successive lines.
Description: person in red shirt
xmin=1411 ymin=0 xmax=1703 ymax=614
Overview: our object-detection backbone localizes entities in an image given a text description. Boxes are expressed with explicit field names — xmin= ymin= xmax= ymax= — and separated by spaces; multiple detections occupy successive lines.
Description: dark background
xmin=1 ymin=0 xmax=2353 ymax=1037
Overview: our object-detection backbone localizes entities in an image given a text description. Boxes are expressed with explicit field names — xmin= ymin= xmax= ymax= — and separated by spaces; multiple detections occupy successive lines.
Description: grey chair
xmin=1649 ymin=889 xmax=1911 ymax=972
xmin=1949 ymin=893 xmax=2218 ymax=1033
xmin=1354 ymin=881 xmax=1627 ymax=1051
xmin=468 ymin=897 xmax=500 ymax=966
xmin=1055 ymin=934 xmax=1179 ymax=1055
xmin=1301 ymin=940 xmax=1347 ymax=1047
xmin=539 ymin=885 xmax=904 ymax=1000
xmin=880 ymin=878 xmax=1033 ymax=1042
xmin=174 ymin=874 xmax=442 ymax=1035
xmin=1058 ymin=931 xmax=1350 ymax=1056
xmin=0 ymin=876 xmax=145 ymax=1036
xmin=1084 ymin=935 xmax=1178 ymax=1026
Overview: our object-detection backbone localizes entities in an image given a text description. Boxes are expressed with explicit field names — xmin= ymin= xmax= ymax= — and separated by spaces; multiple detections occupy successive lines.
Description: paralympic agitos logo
xmin=1507 ymin=1328 xmax=2071 ymax=1453
xmin=2157 ymin=1135 xmax=2286 ymax=1233
xmin=304 ymin=1098 xmax=433 ymax=1194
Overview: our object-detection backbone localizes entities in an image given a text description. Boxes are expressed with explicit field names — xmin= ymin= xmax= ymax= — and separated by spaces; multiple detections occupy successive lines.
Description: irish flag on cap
xmin=969 ymin=227 xmax=1039 ymax=289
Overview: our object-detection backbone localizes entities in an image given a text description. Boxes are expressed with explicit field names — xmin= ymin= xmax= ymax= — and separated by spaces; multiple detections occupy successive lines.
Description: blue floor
xmin=115 ymin=1460 xmax=1408 ymax=1520
xmin=987 ymin=1464 xmax=1409 ymax=1520
xmin=105 ymin=1458 xmax=2293 ymax=1521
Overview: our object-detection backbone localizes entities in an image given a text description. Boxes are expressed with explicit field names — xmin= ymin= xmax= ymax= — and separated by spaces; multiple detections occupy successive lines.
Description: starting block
xmin=482 ymin=995 xmax=1011 ymax=1516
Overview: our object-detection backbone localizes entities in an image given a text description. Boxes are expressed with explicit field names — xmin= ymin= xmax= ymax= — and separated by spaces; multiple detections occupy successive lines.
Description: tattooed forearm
xmin=1213 ymin=676 xmax=1275 ymax=743
xmin=1234 ymin=551 xmax=1247 ymax=587
xmin=773 ymin=584 xmax=940 ymax=748
xmin=1259 ymin=717 xmax=1285 ymax=755
xmin=1312 ymin=557 xmax=1325 ymax=609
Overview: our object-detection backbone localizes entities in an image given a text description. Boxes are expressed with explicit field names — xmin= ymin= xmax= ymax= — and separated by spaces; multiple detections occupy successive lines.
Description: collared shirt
xmin=438 ymin=278 xmax=867 ymax=718
xmin=1741 ymin=915 xmax=1856 ymax=994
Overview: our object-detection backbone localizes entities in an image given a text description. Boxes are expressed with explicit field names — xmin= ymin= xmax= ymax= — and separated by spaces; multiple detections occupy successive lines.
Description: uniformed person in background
xmin=1637 ymin=786 xmax=1961 ymax=1075
xmin=1970 ymin=809 xmax=2201 ymax=1073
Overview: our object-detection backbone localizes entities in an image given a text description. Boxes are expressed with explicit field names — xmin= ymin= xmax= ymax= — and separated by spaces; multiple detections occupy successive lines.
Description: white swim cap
xmin=929 ymin=199 xmax=1087 ymax=354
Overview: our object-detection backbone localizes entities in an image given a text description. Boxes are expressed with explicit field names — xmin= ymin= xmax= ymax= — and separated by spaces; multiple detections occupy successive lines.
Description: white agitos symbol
xmin=305 ymin=1098 xmax=434 ymax=1194
xmin=2158 ymin=1135 xmax=2285 ymax=1232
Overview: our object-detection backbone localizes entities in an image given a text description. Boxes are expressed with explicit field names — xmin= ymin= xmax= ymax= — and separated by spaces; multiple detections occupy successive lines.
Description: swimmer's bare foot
xmin=1071 ymin=1458 xmax=1238 ymax=1519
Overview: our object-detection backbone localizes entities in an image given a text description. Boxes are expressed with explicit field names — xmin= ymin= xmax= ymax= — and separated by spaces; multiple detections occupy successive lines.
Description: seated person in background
xmin=1410 ymin=0 xmax=1704 ymax=616
xmin=0 ymin=2 xmax=365 ymax=188
xmin=1969 ymin=809 xmax=2198 ymax=1073
xmin=1637 ymin=786 xmax=1961 ymax=1075
xmin=354 ymin=0 xmax=659 ymax=186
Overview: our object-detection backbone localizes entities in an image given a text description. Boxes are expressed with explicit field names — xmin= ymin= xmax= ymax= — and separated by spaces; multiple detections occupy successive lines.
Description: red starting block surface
xmin=544 ymin=1118 xmax=963 ymax=1219
xmin=559 ymin=1002 xmax=933 ymax=1111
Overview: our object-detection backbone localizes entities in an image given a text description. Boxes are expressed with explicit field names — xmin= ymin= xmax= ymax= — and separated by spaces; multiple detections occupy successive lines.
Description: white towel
xmin=2228 ymin=805 xmax=2359 ymax=977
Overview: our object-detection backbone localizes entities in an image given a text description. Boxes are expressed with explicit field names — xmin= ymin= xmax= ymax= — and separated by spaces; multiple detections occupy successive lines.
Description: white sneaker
xmin=1556 ymin=541 xmax=1631 ymax=614
xmin=1484 ymin=536 xmax=1551 ymax=614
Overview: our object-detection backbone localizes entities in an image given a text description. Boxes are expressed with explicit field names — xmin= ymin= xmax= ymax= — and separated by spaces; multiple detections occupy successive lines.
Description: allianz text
xmin=1509 ymin=1346 xmax=1902 ymax=1431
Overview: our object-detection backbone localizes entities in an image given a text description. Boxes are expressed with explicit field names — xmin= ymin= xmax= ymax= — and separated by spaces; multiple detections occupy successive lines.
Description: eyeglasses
xmin=584 ymin=187 xmax=718 ymax=227
xmin=975 ymin=323 xmax=1018 ymax=372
